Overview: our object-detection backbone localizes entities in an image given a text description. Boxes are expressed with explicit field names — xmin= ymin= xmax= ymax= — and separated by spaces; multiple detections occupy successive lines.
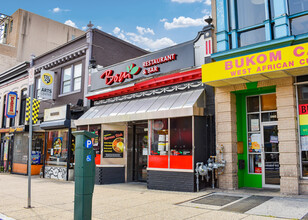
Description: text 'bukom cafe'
xmin=202 ymin=42 xmax=308 ymax=195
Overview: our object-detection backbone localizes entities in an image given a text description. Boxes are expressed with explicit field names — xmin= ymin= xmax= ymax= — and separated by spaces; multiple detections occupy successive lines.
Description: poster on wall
xmin=52 ymin=137 xmax=62 ymax=156
xmin=103 ymin=131 xmax=124 ymax=158
xmin=248 ymin=134 xmax=261 ymax=153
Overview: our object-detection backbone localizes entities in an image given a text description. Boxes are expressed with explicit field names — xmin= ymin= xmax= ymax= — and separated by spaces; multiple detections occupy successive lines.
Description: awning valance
xmin=75 ymin=89 xmax=205 ymax=126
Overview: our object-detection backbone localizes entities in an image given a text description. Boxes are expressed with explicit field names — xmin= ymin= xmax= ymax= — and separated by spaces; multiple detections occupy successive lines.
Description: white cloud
xmin=164 ymin=16 xmax=204 ymax=30
xmin=136 ymin=26 xmax=155 ymax=35
xmin=126 ymin=32 xmax=176 ymax=51
xmin=53 ymin=7 xmax=60 ymax=13
xmin=204 ymin=0 xmax=211 ymax=5
xmin=112 ymin=27 xmax=176 ymax=51
xmin=51 ymin=7 xmax=70 ymax=13
xmin=160 ymin=18 xmax=168 ymax=22
xmin=202 ymin=9 xmax=211 ymax=16
xmin=82 ymin=26 xmax=87 ymax=31
xmin=97 ymin=26 xmax=102 ymax=30
xmin=171 ymin=0 xmax=202 ymax=3
xmin=113 ymin=27 xmax=121 ymax=35
xmin=64 ymin=20 xmax=78 ymax=28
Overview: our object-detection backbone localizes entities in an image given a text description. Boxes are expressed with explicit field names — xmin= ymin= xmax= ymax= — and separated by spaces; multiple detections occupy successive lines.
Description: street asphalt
xmin=1 ymin=174 xmax=308 ymax=220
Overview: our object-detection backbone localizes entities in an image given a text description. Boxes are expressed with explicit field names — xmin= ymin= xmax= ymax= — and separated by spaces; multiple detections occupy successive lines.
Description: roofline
xmin=92 ymin=28 xmax=149 ymax=54
xmin=33 ymin=33 xmax=87 ymax=60
xmin=94 ymin=39 xmax=194 ymax=72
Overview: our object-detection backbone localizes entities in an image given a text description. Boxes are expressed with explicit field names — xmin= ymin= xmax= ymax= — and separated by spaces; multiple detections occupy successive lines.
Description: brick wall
xmin=147 ymin=170 xmax=195 ymax=192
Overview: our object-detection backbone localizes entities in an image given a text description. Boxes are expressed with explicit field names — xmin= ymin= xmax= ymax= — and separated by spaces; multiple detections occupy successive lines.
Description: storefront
xmin=0 ymin=126 xmax=45 ymax=175
xmin=76 ymin=26 xmax=216 ymax=191
xmin=40 ymin=105 xmax=75 ymax=180
xmin=202 ymin=42 xmax=308 ymax=194
xmin=11 ymin=131 xmax=45 ymax=175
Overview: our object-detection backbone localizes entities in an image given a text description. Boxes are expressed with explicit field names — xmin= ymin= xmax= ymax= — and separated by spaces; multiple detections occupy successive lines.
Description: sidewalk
xmin=1 ymin=174 xmax=308 ymax=220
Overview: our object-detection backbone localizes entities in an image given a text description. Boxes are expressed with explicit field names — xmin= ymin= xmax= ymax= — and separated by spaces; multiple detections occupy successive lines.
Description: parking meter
xmin=72 ymin=131 xmax=98 ymax=220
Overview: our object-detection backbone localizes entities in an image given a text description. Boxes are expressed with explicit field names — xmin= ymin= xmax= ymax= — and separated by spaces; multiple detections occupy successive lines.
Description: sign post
xmin=27 ymin=60 xmax=35 ymax=209
xmin=72 ymin=131 xmax=97 ymax=220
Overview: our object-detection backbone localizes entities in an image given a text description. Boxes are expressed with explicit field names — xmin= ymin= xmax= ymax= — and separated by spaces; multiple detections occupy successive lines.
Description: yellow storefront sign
xmin=202 ymin=42 xmax=308 ymax=83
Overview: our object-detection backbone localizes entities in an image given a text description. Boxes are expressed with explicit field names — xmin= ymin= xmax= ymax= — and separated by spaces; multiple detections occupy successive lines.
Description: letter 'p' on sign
xmin=85 ymin=140 xmax=93 ymax=149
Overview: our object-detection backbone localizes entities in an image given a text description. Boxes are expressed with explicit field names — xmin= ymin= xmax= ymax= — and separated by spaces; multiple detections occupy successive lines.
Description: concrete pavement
xmin=0 ymin=174 xmax=308 ymax=220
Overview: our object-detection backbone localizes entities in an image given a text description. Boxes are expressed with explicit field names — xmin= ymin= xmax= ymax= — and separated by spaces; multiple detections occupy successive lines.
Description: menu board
xmin=103 ymin=131 xmax=124 ymax=158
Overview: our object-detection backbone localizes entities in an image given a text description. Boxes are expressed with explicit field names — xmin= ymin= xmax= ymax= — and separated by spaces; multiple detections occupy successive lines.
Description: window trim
xmin=228 ymin=0 xmax=274 ymax=49
xmin=61 ymin=62 xmax=82 ymax=94
xmin=19 ymin=88 xmax=27 ymax=126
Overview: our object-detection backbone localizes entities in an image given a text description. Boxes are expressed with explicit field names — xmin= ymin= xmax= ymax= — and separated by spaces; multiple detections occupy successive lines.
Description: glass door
xmin=261 ymin=122 xmax=280 ymax=187
xmin=133 ymin=123 xmax=148 ymax=182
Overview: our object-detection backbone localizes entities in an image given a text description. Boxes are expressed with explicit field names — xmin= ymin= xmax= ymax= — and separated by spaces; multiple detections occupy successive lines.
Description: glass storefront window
xmin=247 ymin=96 xmax=259 ymax=113
xmin=249 ymin=154 xmax=262 ymax=173
xmin=32 ymin=133 xmax=45 ymax=165
xmin=170 ymin=117 xmax=192 ymax=156
xmin=46 ymin=129 xmax=69 ymax=167
xmin=150 ymin=119 xmax=168 ymax=156
xmin=261 ymin=93 xmax=277 ymax=111
xmin=248 ymin=114 xmax=260 ymax=132
xmin=297 ymin=84 xmax=308 ymax=177
xmin=12 ymin=133 xmax=29 ymax=164
xmin=148 ymin=117 xmax=193 ymax=169
xmin=247 ymin=94 xmax=277 ymax=174
xmin=89 ymin=125 xmax=101 ymax=155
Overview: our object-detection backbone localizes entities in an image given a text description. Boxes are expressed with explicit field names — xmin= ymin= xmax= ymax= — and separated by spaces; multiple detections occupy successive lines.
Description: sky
xmin=2 ymin=0 xmax=212 ymax=51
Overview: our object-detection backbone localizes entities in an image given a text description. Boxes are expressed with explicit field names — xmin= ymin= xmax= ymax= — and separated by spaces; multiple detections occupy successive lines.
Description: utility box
xmin=72 ymin=131 xmax=98 ymax=220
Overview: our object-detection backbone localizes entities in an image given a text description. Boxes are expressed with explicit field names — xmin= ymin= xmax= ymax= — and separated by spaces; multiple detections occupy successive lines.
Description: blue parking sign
xmin=85 ymin=139 xmax=92 ymax=149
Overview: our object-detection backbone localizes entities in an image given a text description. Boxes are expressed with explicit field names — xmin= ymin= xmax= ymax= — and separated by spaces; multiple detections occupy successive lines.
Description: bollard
xmin=72 ymin=131 xmax=98 ymax=220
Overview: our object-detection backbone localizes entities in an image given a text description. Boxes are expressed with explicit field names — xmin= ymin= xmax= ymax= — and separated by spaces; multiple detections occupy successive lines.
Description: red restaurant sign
xmin=100 ymin=54 xmax=177 ymax=86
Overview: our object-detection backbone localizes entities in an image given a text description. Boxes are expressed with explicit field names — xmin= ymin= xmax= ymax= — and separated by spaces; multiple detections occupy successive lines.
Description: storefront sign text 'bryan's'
xmin=202 ymin=42 xmax=308 ymax=83
xmin=100 ymin=54 xmax=177 ymax=85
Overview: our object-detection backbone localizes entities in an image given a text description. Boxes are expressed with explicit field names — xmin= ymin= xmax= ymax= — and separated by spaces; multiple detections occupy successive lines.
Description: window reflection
xmin=239 ymin=27 xmax=266 ymax=47
xmin=289 ymin=0 xmax=308 ymax=15
xmin=237 ymin=0 xmax=265 ymax=29
xmin=291 ymin=15 xmax=308 ymax=35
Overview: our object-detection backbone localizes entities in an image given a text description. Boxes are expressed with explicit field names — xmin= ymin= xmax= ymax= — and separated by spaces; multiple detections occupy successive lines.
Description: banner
xmin=40 ymin=70 xmax=54 ymax=100
xmin=103 ymin=130 xmax=124 ymax=158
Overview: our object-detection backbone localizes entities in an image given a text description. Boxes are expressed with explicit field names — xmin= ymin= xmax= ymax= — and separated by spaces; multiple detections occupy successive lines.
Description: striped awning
xmin=75 ymin=89 xmax=205 ymax=125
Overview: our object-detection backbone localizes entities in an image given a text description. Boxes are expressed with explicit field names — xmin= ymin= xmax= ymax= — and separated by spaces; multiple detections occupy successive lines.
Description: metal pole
xmin=27 ymin=56 xmax=35 ymax=208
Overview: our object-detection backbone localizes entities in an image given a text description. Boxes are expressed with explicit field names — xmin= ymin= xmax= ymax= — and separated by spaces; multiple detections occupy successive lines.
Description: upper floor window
xmin=35 ymin=77 xmax=41 ymax=99
xmin=2 ymin=95 xmax=6 ymax=128
xmin=61 ymin=63 xmax=82 ymax=94
xmin=237 ymin=0 xmax=266 ymax=29
xmin=289 ymin=0 xmax=308 ymax=15
xmin=9 ymin=20 xmax=13 ymax=33
xmin=229 ymin=0 xmax=274 ymax=47
xmin=289 ymin=0 xmax=308 ymax=36
xmin=19 ymin=89 xmax=27 ymax=125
